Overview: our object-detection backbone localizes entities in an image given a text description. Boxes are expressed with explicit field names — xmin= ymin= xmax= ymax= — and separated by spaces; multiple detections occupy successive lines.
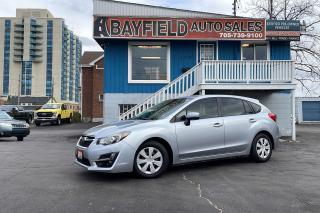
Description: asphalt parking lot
xmin=0 ymin=123 xmax=319 ymax=213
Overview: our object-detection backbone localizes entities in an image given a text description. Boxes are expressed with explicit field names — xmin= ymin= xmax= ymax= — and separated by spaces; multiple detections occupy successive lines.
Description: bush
xmin=72 ymin=111 xmax=82 ymax=123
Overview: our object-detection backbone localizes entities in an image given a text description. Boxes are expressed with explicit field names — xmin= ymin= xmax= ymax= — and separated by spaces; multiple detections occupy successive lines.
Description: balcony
xmin=198 ymin=60 xmax=295 ymax=90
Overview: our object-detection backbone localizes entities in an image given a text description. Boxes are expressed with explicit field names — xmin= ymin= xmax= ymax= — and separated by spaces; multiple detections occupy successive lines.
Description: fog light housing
xmin=95 ymin=152 xmax=119 ymax=168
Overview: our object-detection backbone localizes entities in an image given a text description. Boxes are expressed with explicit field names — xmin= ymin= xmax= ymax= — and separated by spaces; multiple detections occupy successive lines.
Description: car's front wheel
xmin=17 ymin=137 xmax=24 ymax=141
xmin=251 ymin=133 xmax=273 ymax=163
xmin=134 ymin=141 xmax=169 ymax=178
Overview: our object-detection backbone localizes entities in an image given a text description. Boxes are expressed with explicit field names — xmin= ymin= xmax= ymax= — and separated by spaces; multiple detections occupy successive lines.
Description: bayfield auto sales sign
xmin=94 ymin=17 xmax=266 ymax=40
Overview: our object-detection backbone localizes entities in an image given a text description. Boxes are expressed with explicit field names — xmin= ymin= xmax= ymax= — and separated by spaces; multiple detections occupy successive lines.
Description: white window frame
xmin=241 ymin=41 xmax=270 ymax=61
xmin=128 ymin=42 xmax=170 ymax=84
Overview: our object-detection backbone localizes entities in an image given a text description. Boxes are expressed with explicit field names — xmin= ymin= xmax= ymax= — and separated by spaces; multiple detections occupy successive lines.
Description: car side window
xmin=221 ymin=98 xmax=246 ymax=117
xmin=250 ymin=102 xmax=262 ymax=113
xmin=176 ymin=98 xmax=219 ymax=121
xmin=243 ymin=101 xmax=255 ymax=114
xmin=18 ymin=106 xmax=24 ymax=111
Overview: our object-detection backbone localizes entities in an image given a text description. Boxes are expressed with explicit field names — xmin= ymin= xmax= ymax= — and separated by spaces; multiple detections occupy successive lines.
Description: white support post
xmin=200 ymin=90 xmax=206 ymax=95
xmin=292 ymin=89 xmax=296 ymax=141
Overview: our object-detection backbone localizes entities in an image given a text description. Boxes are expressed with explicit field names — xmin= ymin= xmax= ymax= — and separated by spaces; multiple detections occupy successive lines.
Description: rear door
xmin=220 ymin=98 xmax=253 ymax=154
xmin=174 ymin=98 xmax=225 ymax=160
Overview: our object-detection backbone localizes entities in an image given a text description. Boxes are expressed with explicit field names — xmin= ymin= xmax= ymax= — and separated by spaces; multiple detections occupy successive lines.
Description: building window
xmin=242 ymin=43 xmax=268 ymax=60
xmin=200 ymin=43 xmax=215 ymax=61
xmin=3 ymin=20 xmax=11 ymax=95
xmin=21 ymin=61 xmax=32 ymax=96
xmin=46 ymin=20 xmax=53 ymax=96
xmin=98 ymin=94 xmax=103 ymax=102
xmin=119 ymin=104 xmax=136 ymax=117
xmin=128 ymin=43 xmax=170 ymax=83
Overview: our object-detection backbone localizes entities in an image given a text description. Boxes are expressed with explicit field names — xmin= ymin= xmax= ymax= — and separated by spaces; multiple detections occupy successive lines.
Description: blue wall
xmin=218 ymin=41 xmax=241 ymax=60
xmin=104 ymin=40 xmax=290 ymax=93
xmin=270 ymin=41 xmax=291 ymax=60
xmin=104 ymin=40 xmax=197 ymax=93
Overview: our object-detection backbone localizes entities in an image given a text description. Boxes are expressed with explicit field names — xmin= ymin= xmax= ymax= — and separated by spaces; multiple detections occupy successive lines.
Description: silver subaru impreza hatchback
xmin=75 ymin=95 xmax=279 ymax=178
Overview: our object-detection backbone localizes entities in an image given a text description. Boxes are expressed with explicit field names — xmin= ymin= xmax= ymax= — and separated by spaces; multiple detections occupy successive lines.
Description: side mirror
xmin=184 ymin=112 xmax=200 ymax=126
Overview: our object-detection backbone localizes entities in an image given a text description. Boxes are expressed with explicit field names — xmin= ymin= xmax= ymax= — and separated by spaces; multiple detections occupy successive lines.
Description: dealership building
xmin=93 ymin=0 xmax=301 ymax=139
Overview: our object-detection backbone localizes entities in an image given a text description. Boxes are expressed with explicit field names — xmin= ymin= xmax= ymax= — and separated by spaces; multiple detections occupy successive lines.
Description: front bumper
xmin=35 ymin=117 xmax=58 ymax=122
xmin=74 ymin=140 xmax=136 ymax=173
xmin=0 ymin=128 xmax=30 ymax=137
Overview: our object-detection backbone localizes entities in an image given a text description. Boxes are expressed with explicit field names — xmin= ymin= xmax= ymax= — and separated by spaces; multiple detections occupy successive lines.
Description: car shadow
xmin=75 ymin=156 xmax=253 ymax=182
xmin=0 ymin=138 xmax=18 ymax=142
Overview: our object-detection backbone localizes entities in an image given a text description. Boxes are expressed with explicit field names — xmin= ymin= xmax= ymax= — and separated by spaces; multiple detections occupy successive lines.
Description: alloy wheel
xmin=256 ymin=138 xmax=271 ymax=159
xmin=136 ymin=147 xmax=163 ymax=175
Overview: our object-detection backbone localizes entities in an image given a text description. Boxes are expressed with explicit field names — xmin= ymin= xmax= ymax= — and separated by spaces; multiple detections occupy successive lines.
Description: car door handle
xmin=249 ymin=118 xmax=257 ymax=123
xmin=213 ymin=123 xmax=223 ymax=127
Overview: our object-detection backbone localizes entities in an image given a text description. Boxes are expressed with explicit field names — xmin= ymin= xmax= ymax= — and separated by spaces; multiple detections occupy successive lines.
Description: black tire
xmin=17 ymin=137 xmax=24 ymax=141
xmin=35 ymin=121 xmax=41 ymax=126
xmin=250 ymin=133 xmax=273 ymax=163
xmin=26 ymin=115 xmax=33 ymax=124
xmin=133 ymin=141 xmax=169 ymax=178
xmin=56 ymin=116 xmax=61 ymax=126
xmin=68 ymin=114 xmax=73 ymax=123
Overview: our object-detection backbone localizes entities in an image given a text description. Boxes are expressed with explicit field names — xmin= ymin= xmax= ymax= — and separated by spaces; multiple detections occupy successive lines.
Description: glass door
xmin=199 ymin=43 xmax=215 ymax=62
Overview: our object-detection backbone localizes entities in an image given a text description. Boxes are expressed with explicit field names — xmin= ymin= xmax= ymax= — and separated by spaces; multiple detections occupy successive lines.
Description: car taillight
xmin=268 ymin=112 xmax=277 ymax=122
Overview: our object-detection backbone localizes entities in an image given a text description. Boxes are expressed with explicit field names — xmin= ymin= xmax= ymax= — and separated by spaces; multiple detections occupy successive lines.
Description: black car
xmin=0 ymin=111 xmax=30 ymax=141
xmin=0 ymin=105 xmax=34 ymax=124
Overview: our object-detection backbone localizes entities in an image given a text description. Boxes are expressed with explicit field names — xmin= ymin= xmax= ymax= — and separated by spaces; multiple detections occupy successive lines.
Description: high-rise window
xmin=21 ymin=61 xmax=32 ymax=95
xmin=46 ymin=20 xmax=53 ymax=96
xmin=3 ymin=20 xmax=11 ymax=95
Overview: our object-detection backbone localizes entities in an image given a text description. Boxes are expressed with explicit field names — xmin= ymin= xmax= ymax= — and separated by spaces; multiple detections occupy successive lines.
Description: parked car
xmin=75 ymin=95 xmax=279 ymax=178
xmin=0 ymin=105 xmax=34 ymax=124
xmin=0 ymin=111 xmax=30 ymax=141
xmin=34 ymin=103 xmax=73 ymax=126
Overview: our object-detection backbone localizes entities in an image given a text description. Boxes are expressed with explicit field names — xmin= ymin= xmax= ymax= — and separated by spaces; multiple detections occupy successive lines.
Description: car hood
xmin=83 ymin=120 xmax=152 ymax=138
xmin=0 ymin=119 xmax=26 ymax=124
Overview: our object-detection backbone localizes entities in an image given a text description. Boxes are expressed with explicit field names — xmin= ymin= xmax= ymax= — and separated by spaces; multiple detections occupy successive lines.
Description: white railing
xmin=120 ymin=64 xmax=201 ymax=120
xmin=120 ymin=60 xmax=294 ymax=120
xmin=201 ymin=60 xmax=294 ymax=83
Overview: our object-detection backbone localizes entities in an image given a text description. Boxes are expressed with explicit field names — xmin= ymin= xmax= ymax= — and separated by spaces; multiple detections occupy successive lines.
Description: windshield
xmin=41 ymin=104 xmax=61 ymax=109
xmin=132 ymin=98 xmax=187 ymax=120
xmin=0 ymin=111 xmax=12 ymax=120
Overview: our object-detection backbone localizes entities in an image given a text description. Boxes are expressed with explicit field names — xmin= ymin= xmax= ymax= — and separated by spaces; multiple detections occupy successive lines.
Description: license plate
xmin=77 ymin=149 xmax=83 ymax=160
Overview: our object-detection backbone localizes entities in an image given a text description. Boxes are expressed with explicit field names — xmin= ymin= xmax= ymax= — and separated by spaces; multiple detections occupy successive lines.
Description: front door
xmin=174 ymin=98 xmax=224 ymax=160
xmin=199 ymin=42 xmax=216 ymax=62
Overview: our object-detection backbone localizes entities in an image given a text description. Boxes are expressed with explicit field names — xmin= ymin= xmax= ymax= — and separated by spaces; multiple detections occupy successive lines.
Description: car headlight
xmin=97 ymin=131 xmax=131 ymax=145
xmin=1 ymin=123 xmax=12 ymax=128
xmin=52 ymin=112 xmax=57 ymax=117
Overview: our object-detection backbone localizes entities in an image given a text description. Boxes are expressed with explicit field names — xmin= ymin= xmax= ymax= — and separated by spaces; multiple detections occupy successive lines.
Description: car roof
xmin=187 ymin=95 xmax=260 ymax=104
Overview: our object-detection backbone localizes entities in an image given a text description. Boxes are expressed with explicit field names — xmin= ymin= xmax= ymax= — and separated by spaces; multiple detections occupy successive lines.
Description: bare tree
xmin=242 ymin=0 xmax=320 ymax=95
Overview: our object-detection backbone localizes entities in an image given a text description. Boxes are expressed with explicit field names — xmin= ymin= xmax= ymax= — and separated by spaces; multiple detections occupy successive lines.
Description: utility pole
xmin=232 ymin=0 xmax=239 ymax=17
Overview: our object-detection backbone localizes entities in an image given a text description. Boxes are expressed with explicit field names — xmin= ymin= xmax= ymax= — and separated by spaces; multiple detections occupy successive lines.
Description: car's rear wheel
xmin=17 ymin=137 xmax=24 ymax=141
xmin=251 ymin=133 xmax=272 ymax=163
xmin=134 ymin=141 xmax=169 ymax=178
xmin=68 ymin=114 xmax=72 ymax=123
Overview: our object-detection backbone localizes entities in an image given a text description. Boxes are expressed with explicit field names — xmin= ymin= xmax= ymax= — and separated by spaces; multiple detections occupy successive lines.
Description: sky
xmin=0 ymin=0 xmax=249 ymax=51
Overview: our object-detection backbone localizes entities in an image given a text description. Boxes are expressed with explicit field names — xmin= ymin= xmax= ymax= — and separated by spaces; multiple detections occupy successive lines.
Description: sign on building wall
xmin=94 ymin=17 xmax=266 ymax=40
xmin=266 ymin=20 xmax=301 ymax=41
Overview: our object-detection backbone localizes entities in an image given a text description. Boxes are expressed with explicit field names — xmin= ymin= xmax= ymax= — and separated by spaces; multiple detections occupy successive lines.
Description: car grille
xmin=12 ymin=123 xmax=27 ymax=128
xmin=78 ymin=136 xmax=95 ymax=147
xmin=37 ymin=112 xmax=53 ymax=117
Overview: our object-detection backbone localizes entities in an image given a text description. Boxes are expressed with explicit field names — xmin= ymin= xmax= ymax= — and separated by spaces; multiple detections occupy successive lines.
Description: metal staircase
xmin=120 ymin=63 xmax=201 ymax=120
